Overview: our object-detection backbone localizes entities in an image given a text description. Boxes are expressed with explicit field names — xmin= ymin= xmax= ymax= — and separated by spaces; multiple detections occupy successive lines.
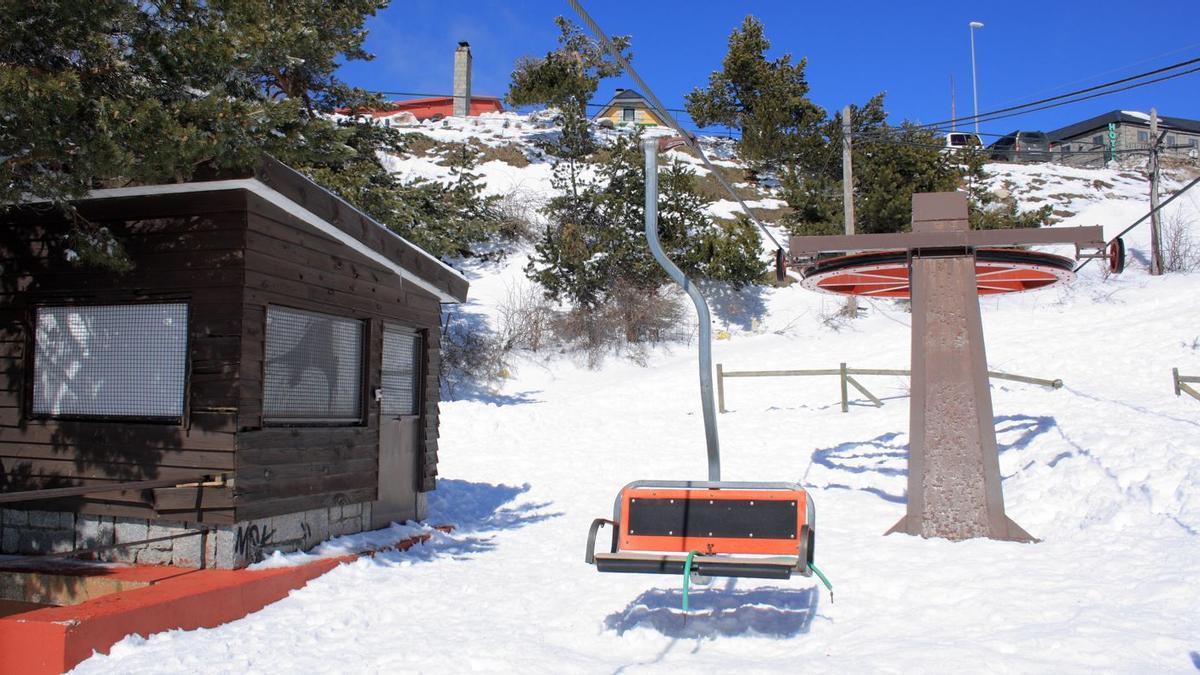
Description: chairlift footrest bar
xmin=593 ymin=552 xmax=800 ymax=579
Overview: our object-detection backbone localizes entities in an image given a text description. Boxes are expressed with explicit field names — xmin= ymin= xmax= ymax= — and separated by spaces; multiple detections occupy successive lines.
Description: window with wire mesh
xmin=381 ymin=327 xmax=422 ymax=417
xmin=32 ymin=303 xmax=189 ymax=419
xmin=263 ymin=306 xmax=363 ymax=423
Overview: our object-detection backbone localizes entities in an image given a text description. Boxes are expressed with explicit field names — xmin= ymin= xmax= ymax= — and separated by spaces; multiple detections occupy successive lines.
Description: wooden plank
xmin=15 ymin=268 xmax=243 ymax=293
xmin=190 ymin=335 xmax=241 ymax=363
xmin=234 ymin=486 xmax=376 ymax=522
xmin=188 ymin=410 xmax=239 ymax=434
xmin=244 ymin=272 xmax=409 ymax=321
xmin=244 ymin=250 xmax=407 ymax=309
xmin=236 ymin=441 xmax=376 ymax=468
xmin=153 ymin=485 xmax=234 ymax=511
xmin=235 ymin=457 xmax=377 ymax=485
xmin=247 ymin=161 xmax=468 ymax=301
xmin=191 ymin=360 xmax=240 ymax=377
xmin=77 ymin=500 xmax=234 ymax=524
xmin=0 ymin=458 xmax=229 ymax=482
xmin=74 ymin=191 xmax=248 ymax=221
xmin=0 ymin=473 xmax=216 ymax=504
xmin=236 ymin=425 xmax=376 ymax=448
xmin=244 ymin=229 xmax=391 ymax=281
xmin=0 ymin=445 xmax=234 ymax=470
xmin=189 ymin=378 xmax=241 ymax=409
xmin=0 ymin=422 xmax=235 ymax=451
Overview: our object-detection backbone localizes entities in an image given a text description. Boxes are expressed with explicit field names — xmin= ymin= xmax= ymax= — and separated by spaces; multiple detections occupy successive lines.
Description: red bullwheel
xmin=1108 ymin=238 xmax=1126 ymax=274
xmin=800 ymin=248 xmax=1076 ymax=298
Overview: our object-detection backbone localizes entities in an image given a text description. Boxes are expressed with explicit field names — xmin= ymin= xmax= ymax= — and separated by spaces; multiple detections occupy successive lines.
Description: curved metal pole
xmin=643 ymin=138 xmax=721 ymax=481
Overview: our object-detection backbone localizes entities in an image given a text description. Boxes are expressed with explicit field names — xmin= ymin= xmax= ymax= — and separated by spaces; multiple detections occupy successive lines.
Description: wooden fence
xmin=716 ymin=363 xmax=1063 ymax=413
xmin=1173 ymin=368 xmax=1200 ymax=402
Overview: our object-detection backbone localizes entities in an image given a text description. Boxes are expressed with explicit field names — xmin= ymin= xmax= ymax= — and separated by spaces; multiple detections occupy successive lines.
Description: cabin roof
xmin=29 ymin=156 xmax=469 ymax=303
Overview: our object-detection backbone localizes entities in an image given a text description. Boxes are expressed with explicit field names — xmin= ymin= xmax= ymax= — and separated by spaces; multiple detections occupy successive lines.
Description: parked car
xmin=988 ymin=131 xmax=1051 ymax=162
xmin=944 ymin=132 xmax=983 ymax=151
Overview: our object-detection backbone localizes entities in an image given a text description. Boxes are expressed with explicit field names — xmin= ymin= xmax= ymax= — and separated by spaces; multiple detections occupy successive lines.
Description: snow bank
xmin=70 ymin=142 xmax=1200 ymax=674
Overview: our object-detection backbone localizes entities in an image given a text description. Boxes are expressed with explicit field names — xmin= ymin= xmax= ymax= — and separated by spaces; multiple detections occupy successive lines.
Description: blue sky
xmin=336 ymin=0 xmax=1200 ymax=137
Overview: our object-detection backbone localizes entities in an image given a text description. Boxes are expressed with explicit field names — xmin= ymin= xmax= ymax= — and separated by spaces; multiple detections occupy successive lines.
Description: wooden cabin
xmin=593 ymin=89 xmax=668 ymax=128
xmin=0 ymin=157 xmax=469 ymax=567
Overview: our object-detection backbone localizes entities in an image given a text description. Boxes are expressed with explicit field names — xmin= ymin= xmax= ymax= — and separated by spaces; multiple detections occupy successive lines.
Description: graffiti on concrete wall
xmin=234 ymin=523 xmax=276 ymax=563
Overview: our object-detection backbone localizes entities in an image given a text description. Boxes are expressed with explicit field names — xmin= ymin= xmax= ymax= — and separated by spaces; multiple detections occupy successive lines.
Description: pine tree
xmin=685 ymin=16 xmax=826 ymax=172
xmin=527 ymin=133 xmax=763 ymax=313
xmin=782 ymin=96 xmax=1049 ymax=236
xmin=507 ymin=16 xmax=630 ymax=160
xmin=1 ymin=1 xmax=511 ymax=265
xmin=1 ymin=1 xmax=391 ymax=203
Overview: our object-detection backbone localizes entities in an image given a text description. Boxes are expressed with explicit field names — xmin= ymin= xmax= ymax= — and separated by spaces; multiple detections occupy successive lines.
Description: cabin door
xmin=372 ymin=326 xmax=424 ymax=529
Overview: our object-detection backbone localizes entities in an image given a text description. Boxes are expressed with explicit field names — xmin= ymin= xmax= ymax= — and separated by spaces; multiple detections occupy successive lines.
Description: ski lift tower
xmin=791 ymin=192 xmax=1104 ymax=542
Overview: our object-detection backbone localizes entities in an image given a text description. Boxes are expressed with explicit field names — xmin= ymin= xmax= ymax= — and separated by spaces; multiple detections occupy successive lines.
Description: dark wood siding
xmin=234 ymin=194 xmax=444 ymax=520
xmin=0 ymin=193 xmax=245 ymax=523
xmin=1 ymin=178 xmax=456 ymax=528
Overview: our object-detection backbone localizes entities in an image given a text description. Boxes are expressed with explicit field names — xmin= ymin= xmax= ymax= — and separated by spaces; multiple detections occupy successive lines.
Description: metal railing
xmin=1173 ymin=368 xmax=1200 ymax=402
xmin=716 ymin=362 xmax=1062 ymax=413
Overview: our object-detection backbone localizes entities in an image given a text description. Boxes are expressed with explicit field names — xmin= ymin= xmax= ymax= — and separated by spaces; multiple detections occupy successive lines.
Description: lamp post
xmin=969 ymin=21 xmax=984 ymax=135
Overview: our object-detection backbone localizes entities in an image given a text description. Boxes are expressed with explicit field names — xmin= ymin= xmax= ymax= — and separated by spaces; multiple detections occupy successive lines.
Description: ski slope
xmin=70 ymin=130 xmax=1200 ymax=673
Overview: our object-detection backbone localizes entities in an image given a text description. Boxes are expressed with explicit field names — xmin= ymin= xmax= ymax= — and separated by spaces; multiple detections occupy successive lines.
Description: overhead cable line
xmin=366 ymin=90 xmax=695 ymax=114
xmin=987 ymin=41 xmax=1200 ymax=109
xmin=566 ymin=0 xmax=784 ymax=251
xmin=913 ymin=55 xmax=1200 ymax=132
xmin=939 ymin=65 xmax=1200 ymax=131
xmin=1075 ymin=174 xmax=1200 ymax=273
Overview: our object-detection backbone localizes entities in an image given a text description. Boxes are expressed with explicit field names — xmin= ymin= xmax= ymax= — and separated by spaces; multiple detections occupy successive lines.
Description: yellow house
xmin=593 ymin=89 xmax=669 ymax=127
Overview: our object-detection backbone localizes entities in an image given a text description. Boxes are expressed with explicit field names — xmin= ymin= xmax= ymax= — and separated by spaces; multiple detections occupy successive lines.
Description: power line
xmin=365 ymin=89 xmax=695 ymax=115
xmin=941 ymin=65 xmax=1200 ymax=132
xmin=1075 ymin=174 xmax=1200 ymax=273
xmin=988 ymin=41 xmax=1200 ymax=109
xmin=918 ymin=55 xmax=1200 ymax=132
xmin=567 ymin=0 xmax=784 ymax=251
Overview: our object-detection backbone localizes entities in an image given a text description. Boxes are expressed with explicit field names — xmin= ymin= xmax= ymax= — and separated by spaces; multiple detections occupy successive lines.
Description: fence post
xmin=717 ymin=363 xmax=726 ymax=413
xmin=1174 ymin=367 xmax=1181 ymax=396
xmin=839 ymin=362 xmax=849 ymax=413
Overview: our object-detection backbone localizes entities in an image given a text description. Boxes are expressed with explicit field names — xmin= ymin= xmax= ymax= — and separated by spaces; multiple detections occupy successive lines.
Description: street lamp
xmin=969 ymin=21 xmax=984 ymax=135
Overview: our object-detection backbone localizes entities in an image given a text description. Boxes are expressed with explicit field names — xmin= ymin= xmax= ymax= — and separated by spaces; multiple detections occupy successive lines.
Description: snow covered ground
xmin=70 ymin=128 xmax=1200 ymax=672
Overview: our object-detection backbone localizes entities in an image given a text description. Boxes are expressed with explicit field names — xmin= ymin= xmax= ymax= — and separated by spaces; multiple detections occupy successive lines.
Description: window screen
xmin=264 ymin=306 xmax=363 ymax=423
xmin=381 ymin=327 xmax=422 ymax=417
xmin=32 ymin=303 xmax=188 ymax=418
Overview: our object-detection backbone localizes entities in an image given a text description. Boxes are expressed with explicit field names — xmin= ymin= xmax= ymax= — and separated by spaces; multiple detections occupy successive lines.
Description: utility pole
xmin=1149 ymin=108 xmax=1164 ymax=275
xmin=842 ymin=105 xmax=858 ymax=316
xmin=950 ymin=74 xmax=956 ymax=131
xmin=969 ymin=21 xmax=984 ymax=135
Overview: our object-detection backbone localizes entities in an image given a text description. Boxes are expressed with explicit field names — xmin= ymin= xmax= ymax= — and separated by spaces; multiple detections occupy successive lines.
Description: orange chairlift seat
xmin=586 ymin=481 xmax=816 ymax=580
xmin=584 ymin=138 xmax=821 ymax=584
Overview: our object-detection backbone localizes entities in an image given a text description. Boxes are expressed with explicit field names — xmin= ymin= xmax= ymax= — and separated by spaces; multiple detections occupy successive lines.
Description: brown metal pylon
xmin=791 ymin=192 xmax=1103 ymax=542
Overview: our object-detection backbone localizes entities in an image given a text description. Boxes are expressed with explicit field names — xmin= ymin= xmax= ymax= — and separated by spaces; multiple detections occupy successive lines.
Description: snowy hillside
xmin=73 ymin=114 xmax=1200 ymax=673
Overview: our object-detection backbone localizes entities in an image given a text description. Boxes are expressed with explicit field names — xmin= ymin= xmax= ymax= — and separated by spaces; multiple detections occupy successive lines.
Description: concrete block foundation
xmin=0 ymin=502 xmax=377 ymax=569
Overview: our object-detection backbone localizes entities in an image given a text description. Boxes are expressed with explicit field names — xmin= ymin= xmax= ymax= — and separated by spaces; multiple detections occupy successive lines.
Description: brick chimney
xmin=453 ymin=41 xmax=472 ymax=118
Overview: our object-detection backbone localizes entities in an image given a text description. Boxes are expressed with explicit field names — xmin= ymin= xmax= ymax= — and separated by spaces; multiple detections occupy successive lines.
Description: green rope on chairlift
xmin=681 ymin=550 xmax=701 ymax=612
xmin=809 ymin=560 xmax=834 ymax=603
